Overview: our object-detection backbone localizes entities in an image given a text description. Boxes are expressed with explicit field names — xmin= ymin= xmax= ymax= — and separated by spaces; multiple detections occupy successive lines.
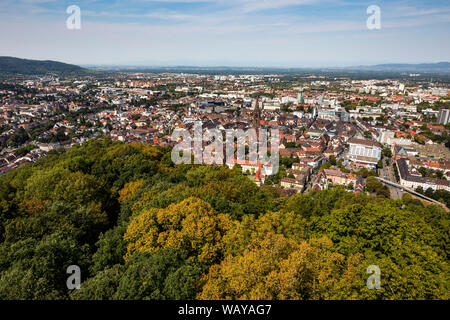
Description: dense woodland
xmin=0 ymin=138 xmax=448 ymax=300
xmin=0 ymin=57 xmax=93 ymax=76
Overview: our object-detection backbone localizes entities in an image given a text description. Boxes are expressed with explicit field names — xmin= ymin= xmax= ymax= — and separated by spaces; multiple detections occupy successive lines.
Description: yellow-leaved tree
xmin=118 ymin=179 xmax=145 ymax=203
xmin=199 ymin=233 xmax=363 ymax=300
xmin=124 ymin=197 xmax=235 ymax=264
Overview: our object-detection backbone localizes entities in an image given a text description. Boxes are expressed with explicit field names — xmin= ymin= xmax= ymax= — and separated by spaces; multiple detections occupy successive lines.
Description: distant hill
xmin=0 ymin=56 xmax=93 ymax=75
xmin=90 ymin=62 xmax=450 ymax=75
xmin=4 ymin=57 xmax=447 ymax=76
xmin=347 ymin=62 xmax=450 ymax=74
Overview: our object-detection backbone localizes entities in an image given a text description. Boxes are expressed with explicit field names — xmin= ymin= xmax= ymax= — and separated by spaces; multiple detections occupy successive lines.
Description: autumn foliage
xmin=124 ymin=197 xmax=234 ymax=264
xmin=0 ymin=138 xmax=448 ymax=300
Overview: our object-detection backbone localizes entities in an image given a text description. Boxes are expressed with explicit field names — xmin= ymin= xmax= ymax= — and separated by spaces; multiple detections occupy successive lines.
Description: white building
xmin=438 ymin=109 xmax=450 ymax=125
xmin=397 ymin=158 xmax=450 ymax=192
xmin=347 ymin=138 xmax=382 ymax=169
xmin=379 ymin=131 xmax=412 ymax=146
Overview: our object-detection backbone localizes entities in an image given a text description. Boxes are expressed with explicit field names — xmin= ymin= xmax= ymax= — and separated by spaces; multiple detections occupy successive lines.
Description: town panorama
xmin=2 ymin=71 xmax=449 ymax=202
xmin=0 ymin=0 xmax=449 ymax=309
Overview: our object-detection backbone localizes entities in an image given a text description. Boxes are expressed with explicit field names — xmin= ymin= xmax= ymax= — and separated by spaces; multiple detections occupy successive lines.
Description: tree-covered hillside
xmin=0 ymin=57 xmax=93 ymax=76
xmin=0 ymin=138 xmax=448 ymax=300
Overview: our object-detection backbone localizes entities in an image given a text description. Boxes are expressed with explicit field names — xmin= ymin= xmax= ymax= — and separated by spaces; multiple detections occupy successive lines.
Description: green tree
xmin=115 ymin=250 xmax=202 ymax=300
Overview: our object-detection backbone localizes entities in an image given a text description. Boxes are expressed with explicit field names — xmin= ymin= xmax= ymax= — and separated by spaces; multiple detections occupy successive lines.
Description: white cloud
xmin=0 ymin=0 xmax=449 ymax=66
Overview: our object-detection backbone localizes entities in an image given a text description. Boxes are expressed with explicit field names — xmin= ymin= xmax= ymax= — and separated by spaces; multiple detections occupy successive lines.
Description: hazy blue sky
xmin=0 ymin=0 xmax=449 ymax=67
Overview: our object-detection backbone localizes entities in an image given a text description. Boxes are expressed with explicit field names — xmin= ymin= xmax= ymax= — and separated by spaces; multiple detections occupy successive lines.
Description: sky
xmin=0 ymin=0 xmax=449 ymax=67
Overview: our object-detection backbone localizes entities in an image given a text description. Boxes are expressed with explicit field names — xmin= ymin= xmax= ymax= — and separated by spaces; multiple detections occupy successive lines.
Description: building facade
xmin=347 ymin=138 xmax=382 ymax=169
xmin=438 ymin=109 xmax=450 ymax=125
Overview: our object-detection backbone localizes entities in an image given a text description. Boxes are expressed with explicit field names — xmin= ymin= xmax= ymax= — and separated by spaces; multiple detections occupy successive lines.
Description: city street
xmin=378 ymin=160 xmax=403 ymax=200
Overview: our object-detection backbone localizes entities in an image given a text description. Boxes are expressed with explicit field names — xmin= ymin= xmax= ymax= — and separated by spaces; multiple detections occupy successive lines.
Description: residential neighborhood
xmin=1 ymin=73 xmax=449 ymax=206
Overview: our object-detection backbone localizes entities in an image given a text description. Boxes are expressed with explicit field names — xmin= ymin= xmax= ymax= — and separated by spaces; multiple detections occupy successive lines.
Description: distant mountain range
xmin=342 ymin=62 xmax=450 ymax=73
xmin=91 ymin=62 xmax=450 ymax=75
xmin=0 ymin=57 xmax=93 ymax=76
xmin=0 ymin=56 xmax=449 ymax=75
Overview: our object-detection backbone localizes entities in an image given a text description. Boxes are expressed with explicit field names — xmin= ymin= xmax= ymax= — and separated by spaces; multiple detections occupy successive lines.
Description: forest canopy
xmin=0 ymin=138 xmax=448 ymax=300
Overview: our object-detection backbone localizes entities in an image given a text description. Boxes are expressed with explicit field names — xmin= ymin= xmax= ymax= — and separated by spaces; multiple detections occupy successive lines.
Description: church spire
xmin=253 ymin=98 xmax=261 ymax=132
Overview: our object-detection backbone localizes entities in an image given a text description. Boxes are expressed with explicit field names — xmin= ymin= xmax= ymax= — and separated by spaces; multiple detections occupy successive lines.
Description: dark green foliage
xmin=90 ymin=225 xmax=127 ymax=275
xmin=0 ymin=138 xmax=448 ymax=300
xmin=112 ymin=250 xmax=202 ymax=300
xmin=0 ymin=233 xmax=90 ymax=299
xmin=0 ymin=56 xmax=94 ymax=75
xmin=71 ymin=265 xmax=123 ymax=300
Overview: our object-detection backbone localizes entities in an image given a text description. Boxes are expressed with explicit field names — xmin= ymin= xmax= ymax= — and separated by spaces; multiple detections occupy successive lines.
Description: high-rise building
xmin=297 ymin=91 xmax=304 ymax=104
xmin=312 ymin=106 xmax=318 ymax=118
xmin=318 ymin=95 xmax=323 ymax=105
xmin=438 ymin=109 xmax=450 ymax=125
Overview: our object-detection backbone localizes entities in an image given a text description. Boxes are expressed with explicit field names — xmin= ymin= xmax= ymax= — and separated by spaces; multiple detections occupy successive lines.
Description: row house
xmin=397 ymin=158 xmax=450 ymax=192
xmin=297 ymin=156 xmax=326 ymax=169
xmin=280 ymin=176 xmax=306 ymax=193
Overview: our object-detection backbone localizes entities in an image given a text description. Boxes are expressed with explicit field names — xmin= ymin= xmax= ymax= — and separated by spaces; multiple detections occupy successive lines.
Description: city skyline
xmin=0 ymin=0 xmax=449 ymax=67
